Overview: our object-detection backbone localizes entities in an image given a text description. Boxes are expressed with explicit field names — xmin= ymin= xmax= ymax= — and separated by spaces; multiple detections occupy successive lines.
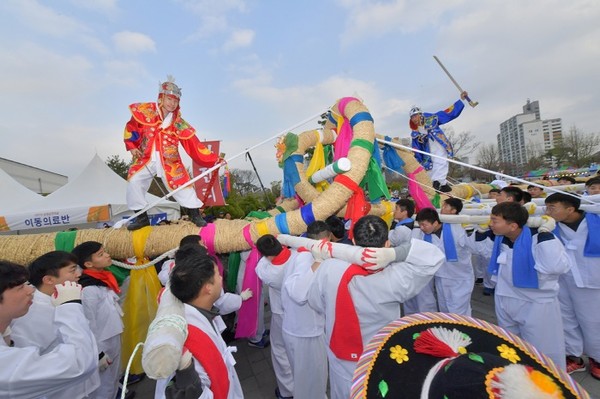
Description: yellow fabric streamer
xmin=381 ymin=200 xmax=394 ymax=228
xmin=121 ymin=226 xmax=162 ymax=373
xmin=306 ymin=131 xmax=329 ymax=192
xmin=463 ymin=185 xmax=474 ymax=200
xmin=256 ymin=221 xmax=270 ymax=237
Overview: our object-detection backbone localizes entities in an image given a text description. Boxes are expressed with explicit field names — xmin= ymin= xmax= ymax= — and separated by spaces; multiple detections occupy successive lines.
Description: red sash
xmin=184 ymin=325 xmax=230 ymax=399
xmin=329 ymin=264 xmax=369 ymax=361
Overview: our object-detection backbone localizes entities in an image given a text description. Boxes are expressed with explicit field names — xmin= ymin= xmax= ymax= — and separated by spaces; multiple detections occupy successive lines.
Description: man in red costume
xmin=124 ymin=77 xmax=218 ymax=230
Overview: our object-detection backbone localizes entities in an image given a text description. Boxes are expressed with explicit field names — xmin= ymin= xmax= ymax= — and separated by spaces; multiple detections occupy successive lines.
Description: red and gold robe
xmin=123 ymin=102 xmax=217 ymax=190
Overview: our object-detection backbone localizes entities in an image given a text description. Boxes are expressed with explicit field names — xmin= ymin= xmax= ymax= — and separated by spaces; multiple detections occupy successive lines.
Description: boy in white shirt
xmin=11 ymin=251 xmax=100 ymax=398
xmin=280 ymin=221 xmax=329 ymax=399
xmin=470 ymin=202 xmax=570 ymax=370
xmin=0 ymin=261 xmax=98 ymax=399
xmin=72 ymin=241 xmax=124 ymax=399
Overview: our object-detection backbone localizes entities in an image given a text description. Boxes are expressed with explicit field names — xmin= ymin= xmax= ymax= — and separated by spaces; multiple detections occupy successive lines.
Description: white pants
xmin=472 ymin=254 xmax=496 ymax=289
xmin=404 ymin=279 xmax=437 ymax=315
xmin=428 ymin=139 xmax=449 ymax=185
xmin=558 ymin=272 xmax=600 ymax=360
xmin=495 ymin=295 xmax=566 ymax=370
xmin=126 ymin=157 xmax=203 ymax=209
xmin=327 ymin=348 xmax=356 ymax=399
xmin=270 ymin=313 xmax=294 ymax=397
xmin=282 ymin=332 xmax=328 ymax=399
xmin=435 ymin=276 xmax=472 ymax=316
xmin=90 ymin=335 xmax=121 ymax=399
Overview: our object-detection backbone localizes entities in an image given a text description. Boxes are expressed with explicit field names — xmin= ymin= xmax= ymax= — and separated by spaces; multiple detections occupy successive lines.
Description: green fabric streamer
xmin=432 ymin=193 xmax=441 ymax=209
xmin=54 ymin=231 xmax=78 ymax=252
xmin=378 ymin=380 xmax=389 ymax=397
xmin=226 ymin=252 xmax=242 ymax=292
xmin=323 ymin=144 xmax=333 ymax=164
xmin=361 ymin=157 xmax=391 ymax=201
xmin=245 ymin=211 xmax=272 ymax=220
xmin=107 ymin=265 xmax=130 ymax=285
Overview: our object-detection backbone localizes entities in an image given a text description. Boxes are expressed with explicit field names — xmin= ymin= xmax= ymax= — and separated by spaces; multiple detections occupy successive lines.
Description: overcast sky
xmin=1 ymin=0 xmax=598 ymax=185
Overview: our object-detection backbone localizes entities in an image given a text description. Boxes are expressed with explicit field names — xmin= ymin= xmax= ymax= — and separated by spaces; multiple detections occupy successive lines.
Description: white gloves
xmin=310 ymin=239 xmax=333 ymax=262
xmin=51 ymin=281 xmax=82 ymax=306
xmin=98 ymin=351 xmax=113 ymax=371
xmin=360 ymin=247 xmax=396 ymax=271
xmin=179 ymin=349 xmax=193 ymax=370
xmin=538 ymin=215 xmax=556 ymax=233
xmin=240 ymin=288 xmax=253 ymax=301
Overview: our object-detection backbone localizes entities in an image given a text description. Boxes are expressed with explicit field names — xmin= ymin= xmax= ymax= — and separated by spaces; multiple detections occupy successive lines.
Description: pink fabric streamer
xmin=199 ymin=224 xmax=223 ymax=277
xmin=234 ymin=225 xmax=263 ymax=339
xmin=408 ymin=166 xmax=435 ymax=211
xmin=333 ymin=97 xmax=359 ymax=161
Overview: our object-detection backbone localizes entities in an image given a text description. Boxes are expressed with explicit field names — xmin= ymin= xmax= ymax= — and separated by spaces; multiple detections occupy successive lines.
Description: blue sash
xmin=424 ymin=223 xmax=458 ymax=262
xmin=553 ymin=212 xmax=600 ymax=257
xmin=488 ymin=226 xmax=538 ymax=289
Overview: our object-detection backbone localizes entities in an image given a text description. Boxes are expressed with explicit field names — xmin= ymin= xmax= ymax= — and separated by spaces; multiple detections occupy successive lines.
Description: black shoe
xmin=433 ymin=180 xmax=441 ymax=191
xmin=475 ymin=278 xmax=484 ymax=285
xmin=188 ymin=208 xmax=208 ymax=227
xmin=127 ymin=211 xmax=150 ymax=231
xmin=440 ymin=184 xmax=452 ymax=193
xmin=275 ymin=387 xmax=293 ymax=399
xmin=483 ymin=287 xmax=495 ymax=296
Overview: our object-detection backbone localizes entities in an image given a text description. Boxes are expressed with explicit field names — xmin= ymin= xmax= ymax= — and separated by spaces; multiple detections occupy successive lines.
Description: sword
xmin=433 ymin=55 xmax=478 ymax=108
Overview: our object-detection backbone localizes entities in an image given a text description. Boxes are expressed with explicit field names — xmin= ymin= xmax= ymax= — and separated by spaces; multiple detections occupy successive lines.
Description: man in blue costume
xmin=410 ymin=91 xmax=468 ymax=192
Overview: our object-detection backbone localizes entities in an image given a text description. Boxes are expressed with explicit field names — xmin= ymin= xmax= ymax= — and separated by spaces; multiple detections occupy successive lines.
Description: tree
xmin=105 ymin=155 xmax=131 ymax=180
xmin=446 ymin=129 xmax=481 ymax=179
xmin=473 ymin=143 xmax=501 ymax=181
xmin=547 ymin=126 xmax=600 ymax=168
xmin=230 ymin=169 xmax=259 ymax=196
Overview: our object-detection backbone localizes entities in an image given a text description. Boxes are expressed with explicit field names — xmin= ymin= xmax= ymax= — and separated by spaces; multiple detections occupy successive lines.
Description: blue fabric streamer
xmin=424 ymin=223 xmax=458 ymax=262
xmin=553 ymin=212 xmax=600 ymax=257
xmin=282 ymin=154 xmax=303 ymax=198
xmin=349 ymin=112 xmax=373 ymax=128
xmin=327 ymin=112 xmax=337 ymax=125
xmin=382 ymin=136 xmax=405 ymax=174
xmin=372 ymin=137 xmax=383 ymax=168
xmin=274 ymin=213 xmax=290 ymax=235
xmin=488 ymin=226 xmax=539 ymax=289
xmin=300 ymin=203 xmax=316 ymax=226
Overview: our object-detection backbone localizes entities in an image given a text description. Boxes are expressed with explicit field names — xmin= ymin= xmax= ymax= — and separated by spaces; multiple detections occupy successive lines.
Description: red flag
xmin=193 ymin=140 xmax=226 ymax=207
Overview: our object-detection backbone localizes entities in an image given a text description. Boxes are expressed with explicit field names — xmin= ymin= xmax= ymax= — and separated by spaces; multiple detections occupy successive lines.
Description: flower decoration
xmin=389 ymin=345 xmax=409 ymax=364
xmin=497 ymin=344 xmax=520 ymax=363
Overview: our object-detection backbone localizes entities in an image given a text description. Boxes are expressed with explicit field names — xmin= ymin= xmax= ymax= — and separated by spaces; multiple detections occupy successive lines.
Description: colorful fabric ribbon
xmin=408 ymin=166 xmax=435 ymax=212
xmin=235 ymin=225 xmax=263 ymax=339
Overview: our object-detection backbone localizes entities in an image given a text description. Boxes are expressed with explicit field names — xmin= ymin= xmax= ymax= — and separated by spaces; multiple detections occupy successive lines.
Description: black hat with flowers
xmin=351 ymin=312 xmax=590 ymax=399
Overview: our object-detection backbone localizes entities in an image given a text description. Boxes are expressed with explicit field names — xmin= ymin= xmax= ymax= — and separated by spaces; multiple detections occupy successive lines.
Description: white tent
xmin=0 ymin=167 xmax=43 ymax=214
xmin=0 ymin=155 xmax=180 ymax=232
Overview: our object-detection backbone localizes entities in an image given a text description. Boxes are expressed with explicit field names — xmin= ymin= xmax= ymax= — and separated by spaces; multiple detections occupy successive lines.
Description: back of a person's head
xmin=72 ymin=241 xmax=102 ymax=266
xmin=489 ymin=188 xmax=501 ymax=194
xmin=500 ymin=186 xmax=524 ymax=202
xmin=352 ymin=215 xmax=388 ymax=248
xmin=491 ymin=202 xmax=528 ymax=227
xmin=28 ymin=251 xmax=78 ymax=289
xmin=586 ymin=176 xmax=600 ymax=187
xmin=0 ymin=260 xmax=28 ymax=302
xmin=443 ymin=198 xmax=463 ymax=214
xmin=170 ymin=249 xmax=217 ymax=303
xmin=545 ymin=192 xmax=581 ymax=210
xmin=306 ymin=221 xmax=331 ymax=240
xmin=325 ymin=216 xmax=346 ymax=240
xmin=521 ymin=191 xmax=532 ymax=204
xmin=396 ymin=198 xmax=415 ymax=218
xmin=558 ymin=176 xmax=576 ymax=184
xmin=175 ymin=243 xmax=208 ymax=265
xmin=416 ymin=207 xmax=441 ymax=224
xmin=256 ymin=234 xmax=283 ymax=257
xmin=179 ymin=234 xmax=202 ymax=248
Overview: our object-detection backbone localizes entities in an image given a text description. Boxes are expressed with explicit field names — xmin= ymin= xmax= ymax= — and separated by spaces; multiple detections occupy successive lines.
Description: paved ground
xmin=130 ymin=284 xmax=600 ymax=398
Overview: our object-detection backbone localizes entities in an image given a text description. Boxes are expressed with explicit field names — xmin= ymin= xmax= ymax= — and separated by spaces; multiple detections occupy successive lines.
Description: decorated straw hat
xmin=159 ymin=75 xmax=182 ymax=98
xmin=351 ymin=312 xmax=590 ymax=399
